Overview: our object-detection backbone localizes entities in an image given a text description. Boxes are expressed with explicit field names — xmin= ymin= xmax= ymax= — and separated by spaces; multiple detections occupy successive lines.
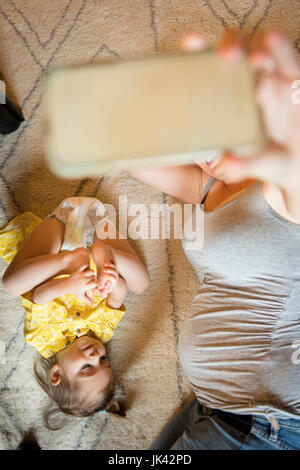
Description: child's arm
xmin=32 ymin=265 xmax=97 ymax=305
xmin=3 ymin=251 xmax=70 ymax=297
xmin=32 ymin=277 xmax=72 ymax=304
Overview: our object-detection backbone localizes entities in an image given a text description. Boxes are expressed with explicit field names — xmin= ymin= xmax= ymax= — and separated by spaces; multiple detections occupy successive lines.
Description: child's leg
xmin=92 ymin=224 xmax=150 ymax=295
xmin=3 ymin=217 xmax=89 ymax=296
xmin=93 ymin=223 xmax=141 ymax=258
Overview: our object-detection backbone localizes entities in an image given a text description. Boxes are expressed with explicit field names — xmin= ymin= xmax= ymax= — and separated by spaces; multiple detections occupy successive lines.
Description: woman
xmin=131 ymin=30 xmax=300 ymax=450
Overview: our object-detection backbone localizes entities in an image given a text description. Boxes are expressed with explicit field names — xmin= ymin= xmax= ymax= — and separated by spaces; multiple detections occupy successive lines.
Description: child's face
xmin=51 ymin=336 xmax=113 ymax=404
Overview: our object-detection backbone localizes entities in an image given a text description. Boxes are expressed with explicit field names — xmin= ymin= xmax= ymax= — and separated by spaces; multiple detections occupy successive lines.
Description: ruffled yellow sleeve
xmin=85 ymin=294 xmax=126 ymax=344
xmin=24 ymin=321 xmax=69 ymax=359
xmin=21 ymin=291 xmax=69 ymax=358
xmin=0 ymin=212 xmax=42 ymax=263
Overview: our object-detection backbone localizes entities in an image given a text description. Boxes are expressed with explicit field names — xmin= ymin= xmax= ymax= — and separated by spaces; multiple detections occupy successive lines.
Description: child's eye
xmin=81 ymin=364 xmax=92 ymax=371
xmin=99 ymin=355 xmax=107 ymax=363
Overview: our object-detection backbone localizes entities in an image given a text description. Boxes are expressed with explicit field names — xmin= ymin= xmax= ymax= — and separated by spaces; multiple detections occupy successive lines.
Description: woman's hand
xmin=182 ymin=30 xmax=300 ymax=189
xmin=66 ymin=264 xmax=98 ymax=306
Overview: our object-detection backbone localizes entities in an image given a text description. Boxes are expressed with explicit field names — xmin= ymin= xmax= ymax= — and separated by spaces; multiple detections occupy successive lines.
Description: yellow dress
xmin=0 ymin=212 xmax=125 ymax=358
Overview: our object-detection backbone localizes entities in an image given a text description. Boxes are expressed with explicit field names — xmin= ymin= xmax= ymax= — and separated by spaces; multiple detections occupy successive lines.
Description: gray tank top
xmin=180 ymin=179 xmax=300 ymax=419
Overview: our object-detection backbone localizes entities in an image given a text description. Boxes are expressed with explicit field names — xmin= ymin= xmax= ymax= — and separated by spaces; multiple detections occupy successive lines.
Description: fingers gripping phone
xmin=43 ymin=51 xmax=264 ymax=177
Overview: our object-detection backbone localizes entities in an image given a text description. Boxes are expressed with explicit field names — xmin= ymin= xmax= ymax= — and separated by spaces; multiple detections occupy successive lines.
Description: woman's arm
xmin=129 ymin=164 xmax=203 ymax=203
xmin=193 ymin=31 xmax=300 ymax=222
xmin=282 ymin=186 xmax=300 ymax=222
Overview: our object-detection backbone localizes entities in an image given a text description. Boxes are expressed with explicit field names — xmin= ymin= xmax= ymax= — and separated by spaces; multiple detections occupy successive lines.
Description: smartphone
xmin=43 ymin=51 xmax=264 ymax=178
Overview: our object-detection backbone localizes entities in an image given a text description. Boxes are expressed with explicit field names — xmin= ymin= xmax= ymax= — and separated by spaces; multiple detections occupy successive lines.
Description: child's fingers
xmin=97 ymin=270 xmax=105 ymax=289
xmin=83 ymin=293 xmax=93 ymax=306
xmin=104 ymin=276 xmax=117 ymax=286
xmin=79 ymin=293 xmax=93 ymax=306
xmin=98 ymin=271 xmax=116 ymax=287
xmin=103 ymin=268 xmax=118 ymax=277
xmin=100 ymin=279 xmax=112 ymax=291
xmin=104 ymin=277 xmax=115 ymax=294
xmin=81 ymin=272 xmax=96 ymax=283
xmin=99 ymin=278 xmax=113 ymax=295
xmin=85 ymin=289 xmax=93 ymax=299
xmin=86 ymin=279 xmax=98 ymax=289
xmin=104 ymin=263 xmax=117 ymax=269
xmin=101 ymin=277 xmax=116 ymax=293
xmin=82 ymin=269 xmax=95 ymax=277
xmin=90 ymin=287 xmax=100 ymax=295
xmin=104 ymin=263 xmax=118 ymax=274
xmin=93 ymin=289 xmax=100 ymax=298
xmin=99 ymin=287 xmax=109 ymax=298
xmin=78 ymin=264 xmax=89 ymax=272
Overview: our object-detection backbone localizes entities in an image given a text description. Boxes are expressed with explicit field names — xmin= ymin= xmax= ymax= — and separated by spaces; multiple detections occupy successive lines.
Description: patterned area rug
xmin=0 ymin=0 xmax=299 ymax=450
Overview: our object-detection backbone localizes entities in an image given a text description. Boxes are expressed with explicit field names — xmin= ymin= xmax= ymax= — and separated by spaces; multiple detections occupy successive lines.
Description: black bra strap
xmin=200 ymin=177 xmax=217 ymax=205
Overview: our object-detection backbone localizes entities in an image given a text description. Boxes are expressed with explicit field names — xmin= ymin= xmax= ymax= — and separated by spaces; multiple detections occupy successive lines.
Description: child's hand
xmin=84 ymin=287 xmax=100 ymax=306
xmin=67 ymin=264 xmax=97 ymax=306
xmin=98 ymin=262 xmax=119 ymax=298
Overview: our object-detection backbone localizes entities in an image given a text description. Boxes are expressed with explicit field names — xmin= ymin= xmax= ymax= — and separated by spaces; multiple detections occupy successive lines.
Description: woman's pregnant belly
xmin=179 ymin=283 xmax=300 ymax=417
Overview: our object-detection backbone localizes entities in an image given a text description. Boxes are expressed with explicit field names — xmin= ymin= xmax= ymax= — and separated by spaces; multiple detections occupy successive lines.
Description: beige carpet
xmin=0 ymin=0 xmax=299 ymax=450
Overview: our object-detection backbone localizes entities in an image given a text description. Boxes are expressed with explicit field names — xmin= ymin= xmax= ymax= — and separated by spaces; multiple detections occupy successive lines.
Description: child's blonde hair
xmin=34 ymin=353 xmax=126 ymax=430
